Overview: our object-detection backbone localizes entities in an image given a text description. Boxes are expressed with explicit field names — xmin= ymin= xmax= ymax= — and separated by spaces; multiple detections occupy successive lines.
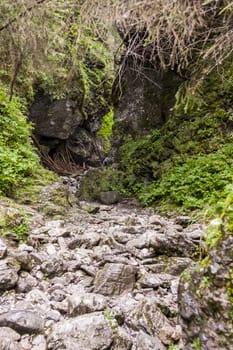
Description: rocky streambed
xmin=0 ymin=180 xmax=204 ymax=350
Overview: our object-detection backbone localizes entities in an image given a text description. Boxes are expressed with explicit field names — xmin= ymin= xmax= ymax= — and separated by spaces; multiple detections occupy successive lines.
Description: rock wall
xmin=111 ymin=60 xmax=183 ymax=157
xmin=29 ymin=38 xmax=113 ymax=168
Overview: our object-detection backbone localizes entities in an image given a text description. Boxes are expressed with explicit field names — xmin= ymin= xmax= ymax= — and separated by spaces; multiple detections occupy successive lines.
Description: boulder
xmin=29 ymin=97 xmax=83 ymax=140
xmin=47 ymin=312 xmax=114 ymax=350
xmin=0 ymin=310 xmax=44 ymax=334
xmin=99 ymin=191 xmax=120 ymax=205
xmin=94 ymin=263 xmax=137 ymax=295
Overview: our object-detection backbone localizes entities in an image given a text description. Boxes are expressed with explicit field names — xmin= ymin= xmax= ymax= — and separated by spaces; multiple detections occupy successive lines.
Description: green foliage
xmin=113 ymin=61 xmax=233 ymax=213
xmin=0 ymin=86 xmax=39 ymax=196
xmin=77 ymin=168 xmax=132 ymax=201
xmin=97 ymin=109 xmax=114 ymax=152
xmin=139 ymin=144 xmax=233 ymax=210
xmin=0 ymin=205 xmax=29 ymax=241
xmin=168 ymin=346 xmax=181 ymax=350
xmin=191 ymin=337 xmax=201 ymax=350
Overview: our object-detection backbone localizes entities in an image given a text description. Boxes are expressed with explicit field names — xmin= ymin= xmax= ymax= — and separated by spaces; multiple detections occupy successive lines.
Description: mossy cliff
xmin=94 ymin=60 xmax=233 ymax=213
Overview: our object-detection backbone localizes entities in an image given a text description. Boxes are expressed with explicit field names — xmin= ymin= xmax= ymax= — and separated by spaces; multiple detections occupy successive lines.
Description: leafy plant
xmin=0 ymin=86 xmax=39 ymax=196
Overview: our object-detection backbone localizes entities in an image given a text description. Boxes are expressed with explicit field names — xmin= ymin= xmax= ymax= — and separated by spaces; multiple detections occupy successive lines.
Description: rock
xmin=30 ymin=97 xmax=83 ymax=140
xmin=99 ymin=191 xmax=119 ymax=205
xmin=40 ymin=256 xmax=64 ymax=277
xmin=68 ymin=292 xmax=107 ymax=316
xmin=0 ymin=310 xmax=44 ymax=334
xmin=0 ymin=263 xmax=18 ymax=291
xmin=175 ymin=216 xmax=191 ymax=227
xmin=112 ymin=63 xmax=183 ymax=157
xmin=0 ymin=238 xmax=7 ymax=259
xmin=178 ymin=226 xmax=233 ymax=350
xmin=67 ymin=128 xmax=103 ymax=166
xmin=94 ymin=263 xmax=137 ymax=295
xmin=0 ymin=338 xmax=22 ymax=350
xmin=149 ymin=231 xmax=196 ymax=257
xmin=132 ymin=330 xmax=166 ymax=350
xmin=112 ymin=327 xmax=132 ymax=349
xmin=0 ymin=326 xmax=22 ymax=349
xmin=138 ymin=272 xmax=175 ymax=289
xmin=16 ymin=272 xmax=38 ymax=293
xmin=0 ymin=327 xmax=21 ymax=341
xmin=78 ymin=231 xmax=101 ymax=248
xmin=47 ymin=312 xmax=114 ymax=350
xmin=13 ymin=251 xmax=32 ymax=271
xmin=31 ymin=334 xmax=47 ymax=350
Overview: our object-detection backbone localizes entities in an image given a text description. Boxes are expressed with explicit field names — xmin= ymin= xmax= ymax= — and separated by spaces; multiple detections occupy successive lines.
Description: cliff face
xmin=112 ymin=61 xmax=183 ymax=156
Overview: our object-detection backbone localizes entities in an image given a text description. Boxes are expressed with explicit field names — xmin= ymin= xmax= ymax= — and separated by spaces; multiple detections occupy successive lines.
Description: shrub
xmin=0 ymin=86 xmax=39 ymax=196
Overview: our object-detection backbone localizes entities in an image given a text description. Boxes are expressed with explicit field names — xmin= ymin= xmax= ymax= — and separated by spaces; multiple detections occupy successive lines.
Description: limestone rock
xmin=0 ymin=310 xmax=44 ymax=334
xmin=68 ymin=293 xmax=107 ymax=316
xmin=47 ymin=312 xmax=114 ymax=350
xmin=132 ymin=330 xmax=166 ymax=350
xmin=94 ymin=263 xmax=137 ymax=295
xmin=0 ymin=326 xmax=22 ymax=349
xmin=0 ymin=238 xmax=7 ymax=259
xmin=0 ymin=263 xmax=18 ymax=290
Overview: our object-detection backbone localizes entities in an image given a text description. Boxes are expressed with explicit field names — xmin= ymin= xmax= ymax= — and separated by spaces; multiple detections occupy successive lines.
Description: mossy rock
xmin=178 ymin=191 xmax=233 ymax=349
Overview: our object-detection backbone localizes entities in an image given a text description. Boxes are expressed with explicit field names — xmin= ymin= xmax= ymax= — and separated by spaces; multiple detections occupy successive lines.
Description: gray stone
xmin=0 ymin=338 xmax=22 ymax=350
xmin=31 ymin=334 xmax=47 ymax=350
xmin=47 ymin=312 xmax=114 ymax=350
xmin=0 ymin=326 xmax=21 ymax=341
xmin=30 ymin=98 xmax=83 ymax=140
xmin=132 ymin=330 xmax=166 ymax=350
xmin=99 ymin=191 xmax=119 ymax=205
xmin=149 ymin=231 xmax=196 ymax=257
xmin=138 ymin=272 xmax=175 ymax=289
xmin=111 ymin=327 xmax=132 ymax=350
xmin=68 ymin=293 xmax=107 ymax=316
xmin=0 ymin=264 xmax=18 ymax=290
xmin=94 ymin=263 xmax=137 ymax=295
xmin=0 ymin=310 xmax=44 ymax=334
xmin=40 ymin=256 xmax=64 ymax=277
xmin=16 ymin=272 xmax=38 ymax=293
xmin=0 ymin=238 xmax=7 ymax=259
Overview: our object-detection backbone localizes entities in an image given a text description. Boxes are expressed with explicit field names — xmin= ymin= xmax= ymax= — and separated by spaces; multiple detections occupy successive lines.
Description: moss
xmin=13 ymin=168 xmax=59 ymax=205
xmin=0 ymin=200 xmax=30 ymax=241
xmin=110 ymin=60 xmax=233 ymax=213
xmin=77 ymin=168 xmax=131 ymax=201
xmin=73 ymin=35 xmax=114 ymax=121
xmin=97 ymin=109 xmax=114 ymax=152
